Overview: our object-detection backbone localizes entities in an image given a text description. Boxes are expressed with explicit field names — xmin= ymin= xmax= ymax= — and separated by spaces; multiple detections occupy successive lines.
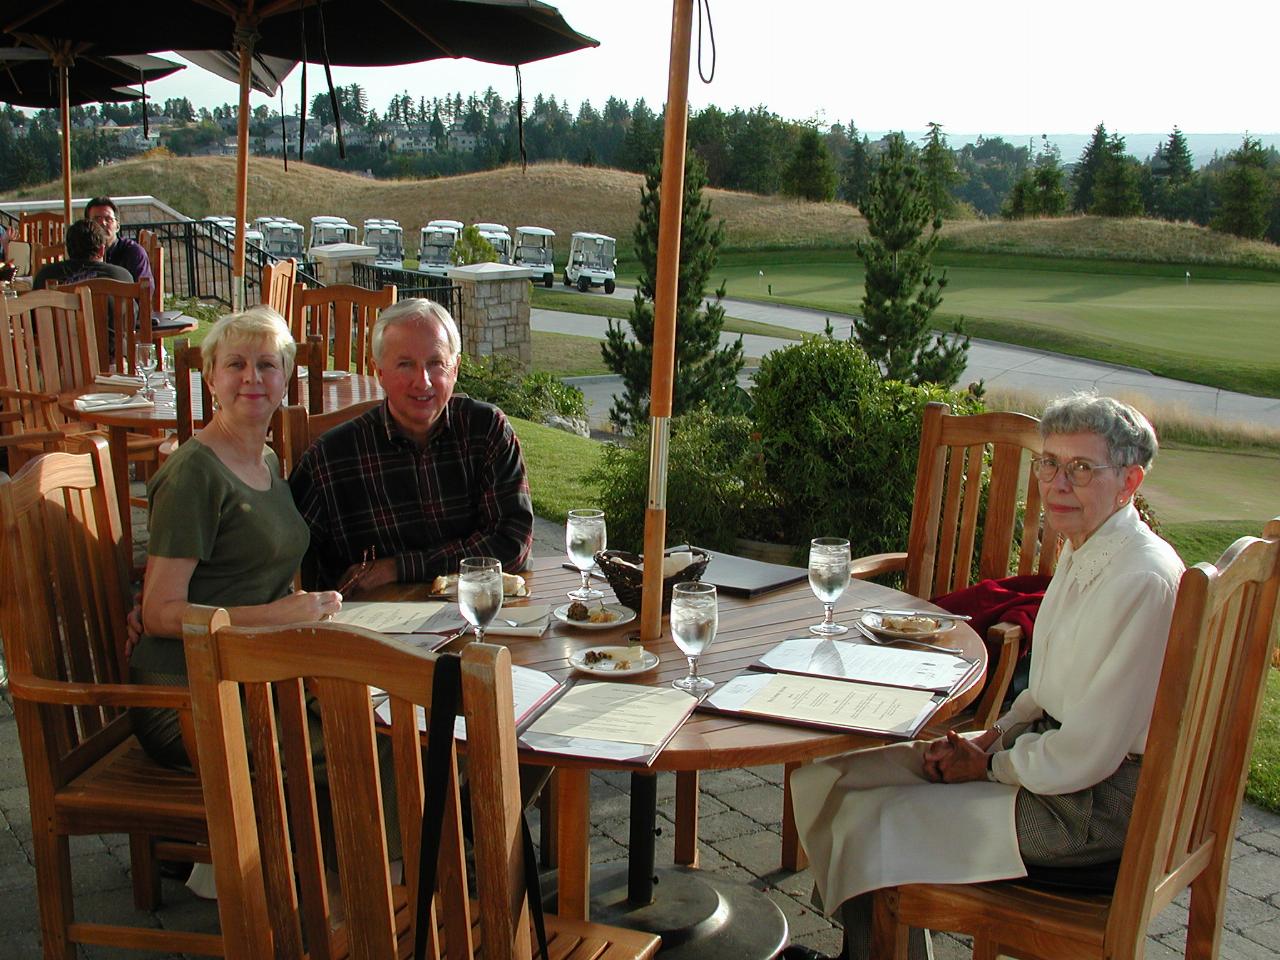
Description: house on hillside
xmin=447 ymin=125 xmax=477 ymax=153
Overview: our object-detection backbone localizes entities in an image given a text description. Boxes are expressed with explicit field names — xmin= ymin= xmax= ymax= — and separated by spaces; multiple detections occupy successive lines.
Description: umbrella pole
xmin=232 ymin=40 xmax=253 ymax=311
xmin=639 ymin=0 xmax=695 ymax=646
xmin=59 ymin=60 xmax=72 ymax=226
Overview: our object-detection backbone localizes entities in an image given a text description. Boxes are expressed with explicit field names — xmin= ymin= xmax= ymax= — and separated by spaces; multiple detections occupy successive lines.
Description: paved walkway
xmin=2 ymin=520 xmax=1278 ymax=957
xmin=535 ymin=290 xmax=1280 ymax=431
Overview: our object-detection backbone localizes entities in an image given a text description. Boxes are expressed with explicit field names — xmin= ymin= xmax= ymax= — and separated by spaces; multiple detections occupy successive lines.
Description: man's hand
xmin=337 ymin=557 xmax=397 ymax=597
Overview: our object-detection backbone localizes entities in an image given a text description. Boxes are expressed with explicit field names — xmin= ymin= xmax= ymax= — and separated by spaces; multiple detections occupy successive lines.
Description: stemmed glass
xmin=808 ymin=537 xmax=851 ymax=635
xmin=156 ymin=341 xmax=173 ymax=391
xmin=134 ymin=342 xmax=157 ymax=400
xmin=458 ymin=557 xmax=503 ymax=644
xmin=670 ymin=581 xmax=718 ymax=695
xmin=565 ymin=508 xmax=606 ymax=601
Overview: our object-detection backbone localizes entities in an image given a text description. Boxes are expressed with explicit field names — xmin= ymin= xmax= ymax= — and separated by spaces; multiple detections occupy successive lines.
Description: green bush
xmin=588 ymin=408 xmax=770 ymax=554
xmin=752 ymin=337 xmax=981 ymax=557
xmin=457 ymin=353 xmax=586 ymax=422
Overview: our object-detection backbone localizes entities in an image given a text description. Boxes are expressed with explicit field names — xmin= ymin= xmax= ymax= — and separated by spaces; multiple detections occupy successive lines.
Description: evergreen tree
xmin=1213 ymin=136 xmax=1272 ymax=239
xmin=601 ymin=155 xmax=744 ymax=430
xmin=839 ymin=132 xmax=872 ymax=208
xmin=1032 ymin=139 xmax=1069 ymax=215
xmin=1090 ymin=134 xmax=1142 ymax=216
xmin=919 ymin=121 xmax=959 ymax=217
xmin=783 ymin=125 xmax=836 ymax=201
xmin=1164 ymin=126 xmax=1194 ymax=181
xmin=854 ymin=134 xmax=969 ymax=387
xmin=1072 ymin=123 xmax=1109 ymax=212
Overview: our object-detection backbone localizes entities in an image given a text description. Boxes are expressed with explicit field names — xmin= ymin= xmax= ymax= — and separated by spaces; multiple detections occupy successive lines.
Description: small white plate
xmin=322 ymin=369 xmax=351 ymax=380
xmin=78 ymin=392 xmax=130 ymax=404
xmin=861 ymin=611 xmax=956 ymax=639
xmin=553 ymin=602 xmax=636 ymax=630
xmin=569 ymin=644 xmax=658 ymax=676
xmin=431 ymin=585 xmax=530 ymax=600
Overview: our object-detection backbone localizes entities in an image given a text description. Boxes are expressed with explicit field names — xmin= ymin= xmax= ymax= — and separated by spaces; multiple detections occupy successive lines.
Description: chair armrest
xmin=8 ymin=675 xmax=191 ymax=711
xmin=0 ymin=430 xmax=66 ymax=447
xmin=850 ymin=552 xmax=907 ymax=580
xmin=0 ymin=385 xmax=59 ymax=403
xmin=968 ymin=622 xmax=1023 ymax=730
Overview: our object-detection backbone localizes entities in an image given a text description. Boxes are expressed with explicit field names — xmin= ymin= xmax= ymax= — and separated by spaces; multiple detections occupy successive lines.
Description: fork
xmin=854 ymin=620 xmax=960 ymax=656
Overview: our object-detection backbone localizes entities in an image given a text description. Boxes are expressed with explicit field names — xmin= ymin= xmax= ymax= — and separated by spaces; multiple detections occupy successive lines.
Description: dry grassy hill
xmin=6 ymin=155 xmax=1278 ymax=269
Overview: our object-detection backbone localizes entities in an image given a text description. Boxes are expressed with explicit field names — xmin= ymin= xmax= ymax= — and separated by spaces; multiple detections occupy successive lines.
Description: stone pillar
xmin=446 ymin=262 xmax=535 ymax=367
xmin=308 ymin=243 xmax=378 ymax=286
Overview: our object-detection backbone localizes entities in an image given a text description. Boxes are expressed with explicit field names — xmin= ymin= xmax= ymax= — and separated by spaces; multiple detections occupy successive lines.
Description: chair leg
xmin=31 ymin=829 xmax=76 ymax=960
xmin=1184 ymin=865 xmax=1229 ymax=960
xmin=782 ymin=761 xmax=809 ymax=871
xmin=129 ymin=834 xmax=162 ymax=910
xmin=674 ymin=770 xmax=699 ymax=866
xmin=870 ymin=889 xmax=909 ymax=960
xmin=971 ymin=937 xmax=1000 ymax=960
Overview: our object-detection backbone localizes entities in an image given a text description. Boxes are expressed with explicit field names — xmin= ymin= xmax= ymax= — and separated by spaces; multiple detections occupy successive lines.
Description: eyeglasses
xmin=1030 ymin=456 xmax=1122 ymax=487
xmin=337 ymin=545 xmax=377 ymax=594
xmin=89 ymin=213 xmax=118 ymax=224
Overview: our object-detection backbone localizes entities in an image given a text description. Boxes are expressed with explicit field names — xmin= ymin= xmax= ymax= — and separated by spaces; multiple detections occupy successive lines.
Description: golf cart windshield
xmin=516 ymin=240 xmax=552 ymax=265
xmin=579 ymin=239 xmax=614 ymax=270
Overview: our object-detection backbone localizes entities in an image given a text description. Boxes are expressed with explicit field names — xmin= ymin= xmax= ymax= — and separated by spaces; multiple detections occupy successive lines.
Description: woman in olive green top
xmin=132 ymin=306 xmax=342 ymax=767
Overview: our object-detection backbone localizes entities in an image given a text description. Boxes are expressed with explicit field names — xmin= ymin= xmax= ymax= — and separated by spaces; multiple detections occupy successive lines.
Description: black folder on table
xmin=674 ymin=544 xmax=808 ymax=598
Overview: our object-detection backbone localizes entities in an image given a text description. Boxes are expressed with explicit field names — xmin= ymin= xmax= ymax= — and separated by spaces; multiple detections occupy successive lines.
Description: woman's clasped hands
xmin=921 ymin=728 xmax=1000 ymax=784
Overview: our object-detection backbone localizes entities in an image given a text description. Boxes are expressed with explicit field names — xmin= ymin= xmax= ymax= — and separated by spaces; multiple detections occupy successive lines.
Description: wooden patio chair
xmin=31 ymin=240 xmax=64 ymax=273
xmin=278 ymin=396 xmax=382 ymax=477
xmin=292 ymin=282 xmax=396 ymax=374
xmin=19 ymin=210 xmax=65 ymax=248
xmin=58 ymin=276 xmax=154 ymax=376
xmin=0 ymin=435 xmax=218 ymax=958
xmin=261 ymin=256 xmax=297 ymax=319
xmin=136 ymin=229 xmax=165 ymax=313
xmin=183 ymin=609 xmax=662 ymax=960
xmin=870 ymin=517 xmax=1280 ymax=960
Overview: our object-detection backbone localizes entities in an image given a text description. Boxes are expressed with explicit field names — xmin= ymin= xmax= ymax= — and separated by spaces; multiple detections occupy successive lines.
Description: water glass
xmin=458 ymin=556 xmax=503 ymax=643
xmin=134 ymin=342 xmax=157 ymax=400
xmin=565 ymin=508 xmax=606 ymax=601
xmin=808 ymin=537 xmax=851 ymax=635
xmin=670 ymin=581 xmax=718 ymax=695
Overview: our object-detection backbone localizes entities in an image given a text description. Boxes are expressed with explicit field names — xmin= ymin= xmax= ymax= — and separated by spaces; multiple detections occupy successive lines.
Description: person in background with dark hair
xmin=32 ymin=219 xmax=131 ymax=289
xmin=84 ymin=196 xmax=153 ymax=284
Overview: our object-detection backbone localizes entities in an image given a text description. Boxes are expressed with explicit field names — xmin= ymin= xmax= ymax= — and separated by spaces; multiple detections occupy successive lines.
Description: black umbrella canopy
xmin=6 ymin=0 xmax=597 ymax=66
xmin=0 ymin=47 xmax=182 ymax=107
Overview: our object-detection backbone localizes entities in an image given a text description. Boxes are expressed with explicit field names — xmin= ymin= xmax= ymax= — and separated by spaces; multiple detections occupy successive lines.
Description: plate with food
xmin=568 ymin=644 xmax=658 ymax=676
xmin=430 ymin=571 xmax=529 ymax=599
xmin=553 ymin=601 xmax=636 ymax=630
xmin=861 ymin=611 xmax=956 ymax=639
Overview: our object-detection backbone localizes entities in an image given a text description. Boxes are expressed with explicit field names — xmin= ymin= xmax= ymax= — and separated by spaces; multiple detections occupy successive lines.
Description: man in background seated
xmin=290 ymin=298 xmax=534 ymax=593
xmin=33 ymin=219 xmax=131 ymax=289
xmin=84 ymin=196 xmax=153 ymax=284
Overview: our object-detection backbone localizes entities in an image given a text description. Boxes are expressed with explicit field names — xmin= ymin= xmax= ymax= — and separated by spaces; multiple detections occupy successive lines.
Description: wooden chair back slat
xmin=279 ymin=398 xmax=383 ymax=478
xmin=0 ymin=288 xmax=99 ymax=439
xmin=262 ymin=258 xmax=297 ymax=318
xmin=952 ymin=443 xmax=986 ymax=591
xmin=183 ymin=614 xmax=529 ymax=960
xmin=20 ymin=210 xmax=65 ymax=247
xmin=31 ymin=241 xmax=64 ymax=271
xmin=292 ymin=283 xmax=396 ymax=374
xmin=137 ymin=229 xmax=165 ymax=312
xmin=58 ymin=277 xmax=153 ymax=374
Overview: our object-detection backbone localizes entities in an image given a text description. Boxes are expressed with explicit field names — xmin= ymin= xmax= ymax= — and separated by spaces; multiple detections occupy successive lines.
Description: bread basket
xmin=594 ymin=548 xmax=710 ymax=614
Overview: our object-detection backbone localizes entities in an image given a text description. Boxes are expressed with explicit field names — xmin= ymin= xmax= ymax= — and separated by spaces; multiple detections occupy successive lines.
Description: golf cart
xmin=253 ymin=216 xmax=305 ymax=258
xmin=308 ymin=215 xmax=357 ymax=248
xmin=418 ymin=221 xmax=461 ymax=277
xmin=564 ymin=232 xmax=616 ymax=293
xmin=473 ymin=222 xmax=513 ymax=264
xmin=362 ymin=218 xmax=405 ymax=269
xmin=514 ymin=225 xmax=556 ymax=287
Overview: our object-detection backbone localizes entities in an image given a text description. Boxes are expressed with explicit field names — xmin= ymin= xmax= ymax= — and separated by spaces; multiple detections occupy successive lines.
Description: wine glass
xmin=134 ymin=342 xmax=157 ymax=400
xmin=458 ymin=557 xmax=503 ymax=644
xmin=157 ymin=340 xmax=173 ymax=390
xmin=670 ymin=581 xmax=718 ymax=695
xmin=565 ymin=508 xmax=606 ymax=601
xmin=808 ymin=537 xmax=851 ymax=635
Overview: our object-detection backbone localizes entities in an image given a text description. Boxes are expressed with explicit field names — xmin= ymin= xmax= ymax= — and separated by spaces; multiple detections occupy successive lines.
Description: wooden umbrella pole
xmin=232 ymin=35 xmax=254 ymax=312
xmin=639 ymin=0 xmax=695 ymax=645
xmin=58 ymin=59 xmax=72 ymax=226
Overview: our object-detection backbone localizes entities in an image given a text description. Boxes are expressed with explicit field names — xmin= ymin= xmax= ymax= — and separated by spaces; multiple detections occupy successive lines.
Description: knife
xmin=860 ymin=607 xmax=972 ymax=622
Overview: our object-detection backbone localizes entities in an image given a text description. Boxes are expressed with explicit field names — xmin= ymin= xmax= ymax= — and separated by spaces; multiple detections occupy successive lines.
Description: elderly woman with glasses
xmin=786 ymin=393 xmax=1184 ymax=960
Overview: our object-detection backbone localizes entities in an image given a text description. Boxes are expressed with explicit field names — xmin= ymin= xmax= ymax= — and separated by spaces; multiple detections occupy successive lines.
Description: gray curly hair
xmin=1040 ymin=393 xmax=1158 ymax=469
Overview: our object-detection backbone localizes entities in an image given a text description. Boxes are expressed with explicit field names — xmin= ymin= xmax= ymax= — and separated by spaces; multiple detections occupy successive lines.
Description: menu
xmin=753 ymin=637 xmax=977 ymax=693
xmin=373 ymin=663 xmax=562 ymax=739
xmin=521 ymin=682 xmax=699 ymax=765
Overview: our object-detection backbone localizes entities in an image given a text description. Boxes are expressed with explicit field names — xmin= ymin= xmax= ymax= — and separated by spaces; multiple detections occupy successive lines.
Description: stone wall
xmin=446 ymin=262 xmax=535 ymax=367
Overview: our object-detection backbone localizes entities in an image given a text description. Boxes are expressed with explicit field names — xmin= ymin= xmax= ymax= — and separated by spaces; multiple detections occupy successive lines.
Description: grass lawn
xmin=712 ymin=249 xmax=1280 ymax=398
xmin=508 ymin=415 xmax=604 ymax=523
xmin=531 ymin=330 xmax=610 ymax=376
xmin=531 ymin=288 xmax=804 ymax=342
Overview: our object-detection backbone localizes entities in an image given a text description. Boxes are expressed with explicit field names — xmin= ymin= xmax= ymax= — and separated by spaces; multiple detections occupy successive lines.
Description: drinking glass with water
xmin=670 ymin=581 xmax=718 ymax=694
xmin=565 ymin=508 xmax=606 ymax=601
xmin=458 ymin=556 xmax=503 ymax=643
xmin=808 ymin=537 xmax=851 ymax=635
xmin=134 ymin=342 xmax=157 ymax=400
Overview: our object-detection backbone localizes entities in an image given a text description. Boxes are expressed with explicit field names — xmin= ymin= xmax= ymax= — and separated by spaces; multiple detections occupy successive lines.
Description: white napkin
xmin=75 ymin=395 xmax=155 ymax=412
xmin=95 ymin=373 xmax=146 ymax=387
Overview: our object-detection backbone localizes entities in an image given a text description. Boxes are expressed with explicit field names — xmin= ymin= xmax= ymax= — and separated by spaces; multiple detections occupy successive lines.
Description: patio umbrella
xmin=0 ymin=44 xmax=184 ymax=224
xmin=7 ymin=0 xmax=598 ymax=308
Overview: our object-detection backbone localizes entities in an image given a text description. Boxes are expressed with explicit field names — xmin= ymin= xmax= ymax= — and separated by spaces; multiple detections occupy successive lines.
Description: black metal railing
xmin=352 ymin=262 xmax=463 ymax=322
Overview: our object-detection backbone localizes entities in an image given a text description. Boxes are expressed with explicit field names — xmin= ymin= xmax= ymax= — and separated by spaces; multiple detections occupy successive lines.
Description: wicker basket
xmin=594 ymin=548 xmax=710 ymax=614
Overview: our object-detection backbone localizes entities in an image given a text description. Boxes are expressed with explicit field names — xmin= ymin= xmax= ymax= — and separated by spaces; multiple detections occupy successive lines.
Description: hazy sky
xmin=147 ymin=0 xmax=1276 ymax=136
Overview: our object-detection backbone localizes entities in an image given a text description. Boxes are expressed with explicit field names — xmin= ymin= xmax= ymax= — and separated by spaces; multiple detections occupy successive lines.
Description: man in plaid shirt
xmin=290 ymin=299 xmax=534 ymax=592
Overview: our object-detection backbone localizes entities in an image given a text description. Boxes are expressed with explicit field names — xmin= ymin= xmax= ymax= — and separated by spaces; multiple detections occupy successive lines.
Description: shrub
xmin=588 ymin=408 xmax=769 ymax=554
xmin=456 ymin=353 xmax=586 ymax=422
xmin=751 ymin=336 xmax=981 ymax=557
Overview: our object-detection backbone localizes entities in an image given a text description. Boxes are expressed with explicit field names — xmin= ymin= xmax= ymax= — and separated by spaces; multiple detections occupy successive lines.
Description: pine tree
xmin=840 ymin=132 xmax=872 ymax=208
xmin=1072 ymin=123 xmax=1109 ymax=212
xmin=783 ymin=125 xmax=836 ymax=201
xmin=1213 ymin=136 xmax=1272 ymax=239
xmin=919 ymin=121 xmax=959 ymax=217
xmin=854 ymin=134 xmax=969 ymax=387
xmin=601 ymin=155 xmax=744 ymax=430
xmin=1032 ymin=139 xmax=1069 ymax=215
xmin=1090 ymin=134 xmax=1142 ymax=216
xmin=1164 ymin=126 xmax=1194 ymax=181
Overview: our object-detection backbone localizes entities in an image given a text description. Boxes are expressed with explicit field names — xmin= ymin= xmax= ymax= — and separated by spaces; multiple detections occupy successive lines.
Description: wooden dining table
xmin=59 ymin=371 xmax=384 ymax=564
xmin=366 ymin=554 xmax=986 ymax=927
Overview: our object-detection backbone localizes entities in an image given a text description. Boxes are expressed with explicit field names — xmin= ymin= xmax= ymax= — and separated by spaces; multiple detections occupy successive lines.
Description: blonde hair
xmin=201 ymin=305 xmax=296 ymax=382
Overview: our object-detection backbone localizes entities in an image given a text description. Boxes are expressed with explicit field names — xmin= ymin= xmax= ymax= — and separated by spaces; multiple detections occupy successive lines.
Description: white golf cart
xmin=473 ymin=222 xmax=513 ymax=264
xmin=308 ymin=215 xmax=357 ymax=248
xmin=513 ymin=225 xmax=556 ymax=287
xmin=253 ymin=216 xmax=305 ymax=258
xmin=362 ymin=218 xmax=405 ymax=269
xmin=564 ymin=232 xmax=617 ymax=293
xmin=418 ymin=221 xmax=461 ymax=277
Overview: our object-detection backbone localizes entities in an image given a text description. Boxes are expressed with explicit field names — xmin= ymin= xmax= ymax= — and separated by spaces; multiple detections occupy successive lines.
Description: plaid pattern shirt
xmin=290 ymin=396 xmax=534 ymax=590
